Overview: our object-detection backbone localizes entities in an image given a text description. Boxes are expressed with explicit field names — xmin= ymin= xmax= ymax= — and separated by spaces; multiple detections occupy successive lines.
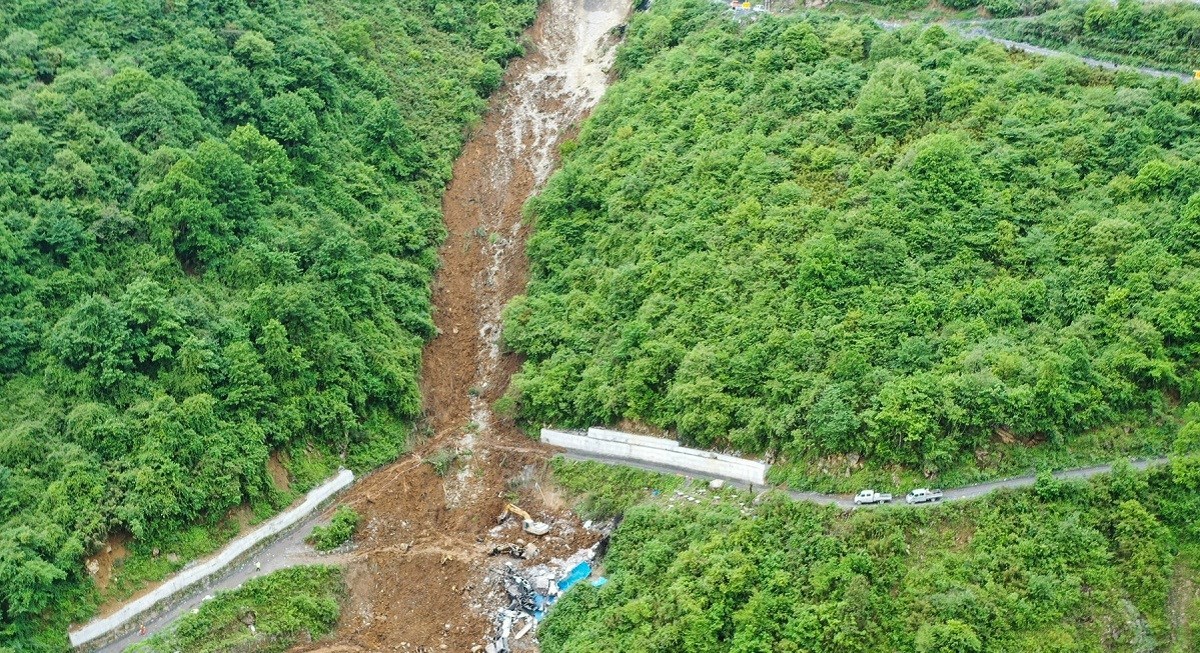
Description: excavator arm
xmin=503 ymin=503 xmax=550 ymax=536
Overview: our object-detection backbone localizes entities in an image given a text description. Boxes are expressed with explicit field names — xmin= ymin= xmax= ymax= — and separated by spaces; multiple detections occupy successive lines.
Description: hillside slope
xmin=986 ymin=0 xmax=1200 ymax=74
xmin=542 ymin=457 xmax=1200 ymax=652
xmin=504 ymin=0 xmax=1200 ymax=478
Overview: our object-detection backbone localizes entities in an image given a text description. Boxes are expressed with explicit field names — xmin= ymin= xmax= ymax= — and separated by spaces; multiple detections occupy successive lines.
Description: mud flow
xmin=295 ymin=1 xmax=630 ymax=651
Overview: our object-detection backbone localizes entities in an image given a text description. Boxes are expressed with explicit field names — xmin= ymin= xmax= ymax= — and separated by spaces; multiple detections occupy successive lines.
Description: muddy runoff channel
xmin=293 ymin=1 xmax=629 ymax=652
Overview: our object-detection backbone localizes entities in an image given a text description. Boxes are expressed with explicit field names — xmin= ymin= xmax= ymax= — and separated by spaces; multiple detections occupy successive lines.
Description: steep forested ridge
xmin=504 ymin=0 xmax=1200 ymax=476
xmin=0 ymin=1 xmax=533 ymax=648
xmin=542 ymin=458 xmax=1200 ymax=652
xmin=988 ymin=0 xmax=1200 ymax=74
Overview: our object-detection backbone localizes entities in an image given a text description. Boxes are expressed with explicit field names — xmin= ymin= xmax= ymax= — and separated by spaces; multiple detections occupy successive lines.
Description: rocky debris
xmin=501 ymin=564 xmax=537 ymax=614
xmin=489 ymin=543 xmax=536 ymax=560
xmin=477 ymin=538 xmax=612 ymax=652
xmin=279 ymin=0 xmax=632 ymax=650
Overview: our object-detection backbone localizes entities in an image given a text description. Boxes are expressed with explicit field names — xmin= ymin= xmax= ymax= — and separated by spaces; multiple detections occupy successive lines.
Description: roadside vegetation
xmin=544 ymin=457 xmax=1200 ymax=652
xmin=128 ymin=565 xmax=344 ymax=653
xmin=550 ymin=458 xmax=685 ymax=520
xmin=531 ymin=4 xmax=1200 ymax=647
xmin=505 ymin=0 xmax=1200 ymax=482
xmin=0 ymin=0 xmax=535 ymax=649
xmin=306 ymin=506 xmax=360 ymax=553
xmin=818 ymin=0 xmax=1057 ymax=19
xmin=987 ymin=0 xmax=1200 ymax=74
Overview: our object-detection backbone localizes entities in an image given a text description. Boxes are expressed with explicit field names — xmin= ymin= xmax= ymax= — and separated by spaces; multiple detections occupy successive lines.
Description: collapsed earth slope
xmin=295 ymin=0 xmax=630 ymax=650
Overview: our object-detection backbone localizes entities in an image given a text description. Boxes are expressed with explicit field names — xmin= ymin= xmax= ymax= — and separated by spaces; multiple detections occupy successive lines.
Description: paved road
xmin=93 ymin=509 xmax=347 ymax=653
xmin=957 ymin=26 xmax=1194 ymax=81
xmin=874 ymin=19 xmax=1193 ymax=81
xmin=563 ymin=451 xmax=1170 ymax=510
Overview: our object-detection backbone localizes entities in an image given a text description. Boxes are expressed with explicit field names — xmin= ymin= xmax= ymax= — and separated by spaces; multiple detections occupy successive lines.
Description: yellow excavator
xmin=503 ymin=503 xmax=551 ymax=536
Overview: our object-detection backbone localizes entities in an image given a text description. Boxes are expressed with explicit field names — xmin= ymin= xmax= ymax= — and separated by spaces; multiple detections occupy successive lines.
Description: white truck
xmin=905 ymin=488 xmax=943 ymax=504
xmin=853 ymin=489 xmax=892 ymax=505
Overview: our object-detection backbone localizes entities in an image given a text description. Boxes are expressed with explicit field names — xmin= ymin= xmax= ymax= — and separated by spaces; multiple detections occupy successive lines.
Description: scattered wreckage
xmin=485 ymin=558 xmax=605 ymax=653
xmin=481 ymin=507 xmax=613 ymax=653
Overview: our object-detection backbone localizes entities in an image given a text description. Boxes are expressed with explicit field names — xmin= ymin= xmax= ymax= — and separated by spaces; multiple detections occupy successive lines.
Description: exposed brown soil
xmin=293 ymin=1 xmax=630 ymax=651
xmin=268 ymin=450 xmax=292 ymax=494
xmin=1169 ymin=555 xmax=1199 ymax=648
xmin=86 ymin=533 xmax=130 ymax=610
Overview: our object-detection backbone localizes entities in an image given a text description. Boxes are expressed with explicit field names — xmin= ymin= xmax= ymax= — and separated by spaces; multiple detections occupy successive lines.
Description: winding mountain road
xmin=956 ymin=26 xmax=1194 ymax=81
xmin=564 ymin=451 xmax=1171 ymax=510
xmin=874 ymin=18 xmax=1194 ymax=82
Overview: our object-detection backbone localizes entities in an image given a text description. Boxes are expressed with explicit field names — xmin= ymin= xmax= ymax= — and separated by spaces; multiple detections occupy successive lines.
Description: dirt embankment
xmin=294 ymin=1 xmax=630 ymax=651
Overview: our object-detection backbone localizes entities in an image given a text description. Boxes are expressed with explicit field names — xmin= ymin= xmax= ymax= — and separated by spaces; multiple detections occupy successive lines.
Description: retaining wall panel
xmin=542 ymin=429 xmax=767 ymax=485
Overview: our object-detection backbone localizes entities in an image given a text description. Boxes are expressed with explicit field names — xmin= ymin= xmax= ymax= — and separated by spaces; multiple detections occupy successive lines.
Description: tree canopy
xmin=542 ymin=457 xmax=1200 ymax=652
xmin=505 ymin=1 xmax=1200 ymax=476
xmin=988 ymin=0 xmax=1200 ymax=73
xmin=0 ymin=0 xmax=534 ymax=649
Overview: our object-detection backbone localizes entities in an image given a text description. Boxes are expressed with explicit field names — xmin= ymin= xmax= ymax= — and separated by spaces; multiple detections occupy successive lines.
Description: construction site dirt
xmin=294 ymin=1 xmax=631 ymax=651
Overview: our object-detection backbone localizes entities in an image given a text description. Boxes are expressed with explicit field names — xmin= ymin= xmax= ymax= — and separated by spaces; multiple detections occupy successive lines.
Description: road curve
xmin=563 ymin=451 xmax=1171 ymax=510
xmin=874 ymin=19 xmax=1193 ymax=82
xmin=957 ymin=27 xmax=1194 ymax=82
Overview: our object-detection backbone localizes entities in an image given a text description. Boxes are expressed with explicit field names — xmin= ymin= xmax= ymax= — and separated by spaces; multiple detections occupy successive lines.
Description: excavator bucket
xmin=504 ymin=503 xmax=551 ymax=536
xmin=522 ymin=520 xmax=551 ymax=536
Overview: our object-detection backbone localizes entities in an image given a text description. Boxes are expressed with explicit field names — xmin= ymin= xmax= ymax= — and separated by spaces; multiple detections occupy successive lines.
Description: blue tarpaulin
xmin=591 ymin=577 xmax=608 ymax=588
xmin=558 ymin=561 xmax=592 ymax=593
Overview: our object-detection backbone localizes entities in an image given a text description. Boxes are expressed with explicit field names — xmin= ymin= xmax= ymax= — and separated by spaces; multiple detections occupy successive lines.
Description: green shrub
xmin=0 ymin=0 xmax=536 ymax=645
xmin=988 ymin=0 xmax=1200 ymax=72
xmin=983 ymin=0 xmax=1021 ymax=18
xmin=550 ymin=458 xmax=684 ymax=520
xmin=130 ymin=566 xmax=344 ymax=653
xmin=306 ymin=506 xmax=360 ymax=552
xmin=425 ymin=447 xmax=462 ymax=477
xmin=507 ymin=2 xmax=1200 ymax=477
xmin=540 ymin=466 xmax=1198 ymax=652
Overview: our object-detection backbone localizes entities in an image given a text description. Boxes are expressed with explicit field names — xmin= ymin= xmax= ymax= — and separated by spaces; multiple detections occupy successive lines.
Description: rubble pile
xmin=477 ymin=514 xmax=613 ymax=653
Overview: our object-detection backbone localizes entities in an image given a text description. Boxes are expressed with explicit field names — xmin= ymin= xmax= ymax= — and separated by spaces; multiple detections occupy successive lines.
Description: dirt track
xmin=294 ymin=1 xmax=630 ymax=651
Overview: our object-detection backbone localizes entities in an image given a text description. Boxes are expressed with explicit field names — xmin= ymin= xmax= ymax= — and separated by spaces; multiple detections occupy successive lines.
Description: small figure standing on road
xmin=254 ymin=561 xmax=261 ymax=571
xmin=138 ymin=623 xmax=146 ymax=636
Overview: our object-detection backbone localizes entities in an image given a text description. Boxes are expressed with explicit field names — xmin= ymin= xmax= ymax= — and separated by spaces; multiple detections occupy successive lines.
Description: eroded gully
xmin=293 ymin=1 xmax=631 ymax=651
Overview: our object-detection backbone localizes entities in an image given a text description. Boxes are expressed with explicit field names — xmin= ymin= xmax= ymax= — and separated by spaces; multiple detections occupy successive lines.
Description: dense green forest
xmin=988 ymin=0 xmax=1200 ymax=73
xmin=504 ymin=0 xmax=1200 ymax=477
xmin=0 ymin=0 xmax=533 ymax=649
xmin=543 ymin=457 xmax=1200 ymax=652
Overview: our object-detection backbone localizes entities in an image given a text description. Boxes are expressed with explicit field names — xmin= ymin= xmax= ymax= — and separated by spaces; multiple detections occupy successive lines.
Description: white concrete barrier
xmin=542 ymin=428 xmax=767 ymax=485
xmin=68 ymin=469 xmax=355 ymax=649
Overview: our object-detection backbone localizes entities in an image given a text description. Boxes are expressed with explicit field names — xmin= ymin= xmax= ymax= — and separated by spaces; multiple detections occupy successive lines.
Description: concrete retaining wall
xmin=68 ymin=469 xmax=355 ymax=649
xmin=542 ymin=428 xmax=767 ymax=485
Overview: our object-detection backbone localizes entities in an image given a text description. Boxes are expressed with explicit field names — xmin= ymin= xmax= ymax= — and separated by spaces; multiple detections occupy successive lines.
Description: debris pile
xmin=480 ymin=529 xmax=612 ymax=653
xmin=489 ymin=542 xmax=535 ymax=559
